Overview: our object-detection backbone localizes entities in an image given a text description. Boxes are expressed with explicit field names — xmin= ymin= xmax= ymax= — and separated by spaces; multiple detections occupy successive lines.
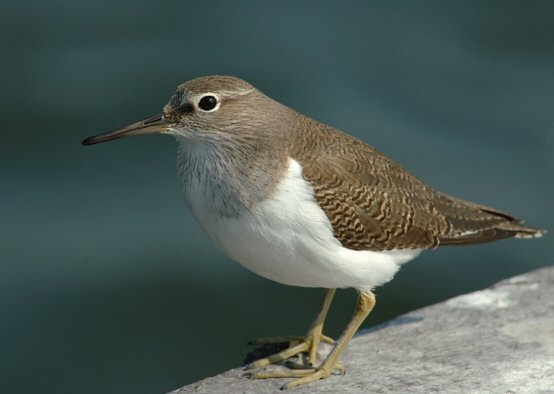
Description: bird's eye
xmin=198 ymin=95 xmax=218 ymax=111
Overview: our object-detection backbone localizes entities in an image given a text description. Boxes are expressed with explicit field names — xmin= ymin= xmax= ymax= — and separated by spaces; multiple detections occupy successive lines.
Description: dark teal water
xmin=2 ymin=2 xmax=553 ymax=393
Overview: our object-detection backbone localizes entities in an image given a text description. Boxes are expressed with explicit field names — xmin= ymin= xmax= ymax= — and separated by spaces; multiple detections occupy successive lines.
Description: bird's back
xmin=286 ymin=114 xmax=543 ymax=252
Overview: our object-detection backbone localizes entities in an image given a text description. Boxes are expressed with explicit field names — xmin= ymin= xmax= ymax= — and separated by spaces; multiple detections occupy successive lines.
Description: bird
xmin=82 ymin=75 xmax=544 ymax=390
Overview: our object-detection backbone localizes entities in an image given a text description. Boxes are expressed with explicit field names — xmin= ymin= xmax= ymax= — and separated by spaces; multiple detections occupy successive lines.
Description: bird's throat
xmin=176 ymin=139 xmax=287 ymax=218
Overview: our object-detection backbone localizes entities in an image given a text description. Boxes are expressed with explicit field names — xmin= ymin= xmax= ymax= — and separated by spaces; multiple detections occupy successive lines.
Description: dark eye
xmin=198 ymin=95 xmax=218 ymax=111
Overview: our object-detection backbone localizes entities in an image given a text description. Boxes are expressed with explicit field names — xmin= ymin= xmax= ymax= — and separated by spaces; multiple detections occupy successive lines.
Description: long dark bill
xmin=82 ymin=114 xmax=169 ymax=145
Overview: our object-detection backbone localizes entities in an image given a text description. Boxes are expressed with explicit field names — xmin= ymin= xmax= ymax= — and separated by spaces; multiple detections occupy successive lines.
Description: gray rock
xmin=171 ymin=266 xmax=554 ymax=393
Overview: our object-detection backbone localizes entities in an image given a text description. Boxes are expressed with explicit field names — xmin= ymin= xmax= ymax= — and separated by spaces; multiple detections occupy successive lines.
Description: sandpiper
xmin=83 ymin=76 xmax=543 ymax=389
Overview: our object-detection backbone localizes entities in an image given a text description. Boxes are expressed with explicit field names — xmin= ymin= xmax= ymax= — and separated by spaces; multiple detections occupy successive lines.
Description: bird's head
xmin=82 ymin=76 xmax=284 ymax=147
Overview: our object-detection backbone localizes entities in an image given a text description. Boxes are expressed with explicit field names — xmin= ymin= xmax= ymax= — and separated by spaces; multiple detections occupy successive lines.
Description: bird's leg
xmin=247 ymin=288 xmax=336 ymax=369
xmin=249 ymin=291 xmax=376 ymax=390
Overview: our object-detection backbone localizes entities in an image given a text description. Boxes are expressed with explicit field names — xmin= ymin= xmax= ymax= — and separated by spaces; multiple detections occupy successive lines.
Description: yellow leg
xmin=249 ymin=290 xmax=376 ymax=390
xmin=247 ymin=289 xmax=336 ymax=368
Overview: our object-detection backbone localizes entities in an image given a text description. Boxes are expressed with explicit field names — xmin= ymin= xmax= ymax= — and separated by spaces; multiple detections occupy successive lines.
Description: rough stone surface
xmin=170 ymin=266 xmax=554 ymax=393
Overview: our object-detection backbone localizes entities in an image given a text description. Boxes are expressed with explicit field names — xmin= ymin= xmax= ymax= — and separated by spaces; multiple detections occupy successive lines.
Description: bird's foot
xmin=245 ymin=331 xmax=345 ymax=389
xmin=246 ymin=332 xmax=334 ymax=369
xmin=245 ymin=361 xmax=345 ymax=390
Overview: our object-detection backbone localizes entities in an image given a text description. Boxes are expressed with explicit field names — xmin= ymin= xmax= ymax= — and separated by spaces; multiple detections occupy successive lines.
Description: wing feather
xmin=290 ymin=121 xmax=543 ymax=251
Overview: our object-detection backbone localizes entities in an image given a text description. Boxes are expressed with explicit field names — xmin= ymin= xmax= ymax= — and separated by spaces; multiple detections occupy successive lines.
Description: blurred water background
xmin=2 ymin=1 xmax=553 ymax=393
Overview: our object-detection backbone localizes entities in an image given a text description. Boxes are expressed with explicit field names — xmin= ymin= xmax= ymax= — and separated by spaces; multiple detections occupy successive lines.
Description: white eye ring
xmin=197 ymin=94 xmax=220 ymax=112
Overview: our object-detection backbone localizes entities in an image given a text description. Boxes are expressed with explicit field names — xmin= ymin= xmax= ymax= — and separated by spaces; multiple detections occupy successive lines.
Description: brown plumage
xmin=285 ymin=113 xmax=542 ymax=251
xmin=83 ymin=75 xmax=543 ymax=252
xmin=82 ymin=75 xmax=545 ymax=389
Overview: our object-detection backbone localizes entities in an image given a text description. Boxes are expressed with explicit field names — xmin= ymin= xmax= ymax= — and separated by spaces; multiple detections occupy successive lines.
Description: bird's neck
xmin=176 ymin=136 xmax=288 ymax=218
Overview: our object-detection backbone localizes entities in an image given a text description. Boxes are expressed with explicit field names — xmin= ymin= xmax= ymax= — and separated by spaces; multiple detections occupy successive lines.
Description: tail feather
xmin=440 ymin=223 xmax=544 ymax=246
xmin=492 ymin=218 xmax=545 ymax=238
xmin=435 ymin=195 xmax=545 ymax=246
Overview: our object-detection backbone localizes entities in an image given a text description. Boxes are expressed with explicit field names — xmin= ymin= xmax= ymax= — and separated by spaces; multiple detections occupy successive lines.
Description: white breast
xmin=185 ymin=158 xmax=420 ymax=291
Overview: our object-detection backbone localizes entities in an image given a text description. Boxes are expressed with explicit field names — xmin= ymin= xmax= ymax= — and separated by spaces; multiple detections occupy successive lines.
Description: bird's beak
xmin=82 ymin=114 xmax=170 ymax=145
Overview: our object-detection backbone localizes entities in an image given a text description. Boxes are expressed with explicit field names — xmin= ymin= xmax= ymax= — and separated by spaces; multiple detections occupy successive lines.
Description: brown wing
xmin=290 ymin=121 xmax=542 ymax=251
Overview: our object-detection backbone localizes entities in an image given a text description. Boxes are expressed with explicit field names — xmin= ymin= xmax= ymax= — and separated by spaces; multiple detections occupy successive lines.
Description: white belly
xmin=185 ymin=158 xmax=420 ymax=291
